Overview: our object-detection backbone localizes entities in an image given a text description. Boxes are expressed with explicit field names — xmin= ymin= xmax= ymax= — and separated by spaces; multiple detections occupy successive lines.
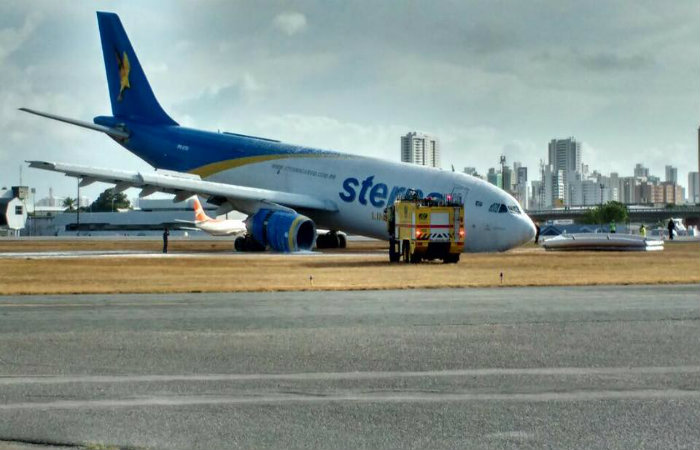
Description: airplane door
xmin=450 ymin=185 xmax=470 ymax=204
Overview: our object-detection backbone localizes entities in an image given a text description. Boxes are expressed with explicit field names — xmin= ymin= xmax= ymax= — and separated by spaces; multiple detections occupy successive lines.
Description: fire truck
xmin=385 ymin=190 xmax=465 ymax=263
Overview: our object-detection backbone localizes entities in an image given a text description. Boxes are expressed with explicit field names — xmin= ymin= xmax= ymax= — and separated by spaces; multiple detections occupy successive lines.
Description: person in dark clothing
xmin=667 ymin=219 xmax=675 ymax=240
xmin=162 ymin=227 xmax=170 ymax=253
xmin=534 ymin=223 xmax=541 ymax=244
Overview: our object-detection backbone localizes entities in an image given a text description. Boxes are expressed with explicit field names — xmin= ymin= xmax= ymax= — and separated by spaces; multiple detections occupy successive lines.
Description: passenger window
xmin=498 ymin=204 xmax=508 ymax=213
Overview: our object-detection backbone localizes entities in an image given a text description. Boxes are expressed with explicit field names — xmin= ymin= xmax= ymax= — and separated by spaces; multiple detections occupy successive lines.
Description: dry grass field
xmin=0 ymin=239 xmax=697 ymax=295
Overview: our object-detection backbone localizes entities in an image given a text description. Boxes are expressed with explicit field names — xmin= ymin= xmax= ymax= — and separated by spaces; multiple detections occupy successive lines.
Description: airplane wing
xmin=27 ymin=161 xmax=339 ymax=214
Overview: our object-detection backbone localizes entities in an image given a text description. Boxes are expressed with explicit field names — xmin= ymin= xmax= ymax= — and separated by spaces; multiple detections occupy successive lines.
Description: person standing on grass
xmin=163 ymin=226 xmax=170 ymax=253
xmin=667 ymin=219 xmax=675 ymax=240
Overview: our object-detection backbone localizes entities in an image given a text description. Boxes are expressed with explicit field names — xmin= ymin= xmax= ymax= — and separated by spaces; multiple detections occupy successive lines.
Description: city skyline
xmin=0 ymin=1 xmax=698 ymax=203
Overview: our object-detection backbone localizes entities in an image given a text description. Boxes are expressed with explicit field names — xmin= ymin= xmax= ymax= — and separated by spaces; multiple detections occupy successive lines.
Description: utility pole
xmin=76 ymin=178 xmax=80 ymax=236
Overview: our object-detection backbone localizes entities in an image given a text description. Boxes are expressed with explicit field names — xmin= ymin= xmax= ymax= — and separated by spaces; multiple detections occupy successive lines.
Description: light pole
xmin=599 ymin=183 xmax=604 ymax=230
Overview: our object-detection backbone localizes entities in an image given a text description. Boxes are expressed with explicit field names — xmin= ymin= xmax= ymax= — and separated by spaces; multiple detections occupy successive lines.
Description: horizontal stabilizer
xmin=19 ymin=108 xmax=130 ymax=139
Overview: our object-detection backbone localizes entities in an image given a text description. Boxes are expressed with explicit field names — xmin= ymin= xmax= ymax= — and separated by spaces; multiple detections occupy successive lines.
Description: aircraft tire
xmin=337 ymin=234 xmax=347 ymax=249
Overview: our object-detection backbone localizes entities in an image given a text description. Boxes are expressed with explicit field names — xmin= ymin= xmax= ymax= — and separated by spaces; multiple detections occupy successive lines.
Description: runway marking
xmin=2 ymin=365 xmax=700 ymax=385
xmin=0 ymin=251 xmax=379 ymax=260
xmin=1 ymin=389 xmax=699 ymax=410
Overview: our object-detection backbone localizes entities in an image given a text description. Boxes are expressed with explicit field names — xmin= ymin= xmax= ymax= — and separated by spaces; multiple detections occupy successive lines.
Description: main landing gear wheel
xmin=234 ymin=235 xmax=265 ymax=252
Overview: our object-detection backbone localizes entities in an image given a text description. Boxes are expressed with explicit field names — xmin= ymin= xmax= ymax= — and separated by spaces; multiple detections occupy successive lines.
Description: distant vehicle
xmin=23 ymin=12 xmax=535 ymax=253
xmin=671 ymin=218 xmax=687 ymax=236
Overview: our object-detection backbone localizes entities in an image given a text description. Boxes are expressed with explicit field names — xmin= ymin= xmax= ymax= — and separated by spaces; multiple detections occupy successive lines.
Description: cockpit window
xmin=489 ymin=203 xmax=500 ymax=213
xmin=498 ymin=204 xmax=508 ymax=213
xmin=475 ymin=201 xmax=483 ymax=207
xmin=508 ymin=205 xmax=521 ymax=214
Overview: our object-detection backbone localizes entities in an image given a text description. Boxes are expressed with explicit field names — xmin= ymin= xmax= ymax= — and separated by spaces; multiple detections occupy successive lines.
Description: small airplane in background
xmin=175 ymin=197 xmax=246 ymax=238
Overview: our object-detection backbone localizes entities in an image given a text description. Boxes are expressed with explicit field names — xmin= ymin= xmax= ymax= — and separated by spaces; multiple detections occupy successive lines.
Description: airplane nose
xmin=515 ymin=214 xmax=536 ymax=246
xmin=523 ymin=214 xmax=536 ymax=243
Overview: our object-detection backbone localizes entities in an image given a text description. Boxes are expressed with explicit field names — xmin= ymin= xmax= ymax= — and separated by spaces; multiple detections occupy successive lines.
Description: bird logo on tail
xmin=115 ymin=50 xmax=130 ymax=101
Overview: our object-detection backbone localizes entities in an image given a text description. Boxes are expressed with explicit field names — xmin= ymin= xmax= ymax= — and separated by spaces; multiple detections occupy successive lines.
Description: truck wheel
xmin=234 ymin=236 xmax=245 ymax=252
xmin=443 ymin=254 xmax=460 ymax=264
xmin=410 ymin=252 xmax=422 ymax=264
xmin=389 ymin=238 xmax=400 ymax=262
xmin=403 ymin=241 xmax=410 ymax=263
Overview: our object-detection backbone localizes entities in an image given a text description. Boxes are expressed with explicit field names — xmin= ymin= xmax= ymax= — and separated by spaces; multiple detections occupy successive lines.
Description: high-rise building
xmin=486 ymin=168 xmax=501 ymax=188
xmin=548 ymin=137 xmax=581 ymax=205
xmin=665 ymin=165 xmax=678 ymax=184
xmin=516 ymin=166 xmax=528 ymax=186
xmin=633 ymin=163 xmax=649 ymax=179
xmin=502 ymin=166 xmax=513 ymax=191
xmin=463 ymin=167 xmax=481 ymax=178
xmin=688 ymin=172 xmax=700 ymax=204
xmin=400 ymin=132 xmax=440 ymax=168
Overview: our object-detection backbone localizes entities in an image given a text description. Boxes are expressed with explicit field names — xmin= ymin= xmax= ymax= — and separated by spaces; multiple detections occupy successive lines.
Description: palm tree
xmin=62 ymin=197 xmax=76 ymax=211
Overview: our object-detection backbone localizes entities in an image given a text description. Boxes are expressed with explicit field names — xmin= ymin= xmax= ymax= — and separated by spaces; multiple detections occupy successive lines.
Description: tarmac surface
xmin=0 ymin=285 xmax=699 ymax=450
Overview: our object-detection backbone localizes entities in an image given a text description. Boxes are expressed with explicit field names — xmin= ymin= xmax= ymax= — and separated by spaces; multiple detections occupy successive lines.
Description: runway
xmin=1 ymin=285 xmax=699 ymax=449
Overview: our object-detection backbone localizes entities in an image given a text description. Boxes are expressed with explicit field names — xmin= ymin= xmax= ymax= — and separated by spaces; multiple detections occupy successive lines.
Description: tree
xmin=89 ymin=188 xmax=131 ymax=212
xmin=582 ymin=201 xmax=628 ymax=225
xmin=62 ymin=197 xmax=76 ymax=211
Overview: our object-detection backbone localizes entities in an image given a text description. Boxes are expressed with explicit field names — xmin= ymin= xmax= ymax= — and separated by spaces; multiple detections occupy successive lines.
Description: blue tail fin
xmin=97 ymin=12 xmax=177 ymax=126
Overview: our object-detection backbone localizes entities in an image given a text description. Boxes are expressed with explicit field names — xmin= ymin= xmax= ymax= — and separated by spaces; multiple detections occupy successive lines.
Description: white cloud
xmin=272 ymin=12 xmax=307 ymax=36
xmin=0 ymin=11 xmax=42 ymax=63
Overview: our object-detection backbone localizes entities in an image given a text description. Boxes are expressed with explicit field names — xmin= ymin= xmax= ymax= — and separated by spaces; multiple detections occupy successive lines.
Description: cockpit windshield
xmin=489 ymin=203 xmax=522 ymax=214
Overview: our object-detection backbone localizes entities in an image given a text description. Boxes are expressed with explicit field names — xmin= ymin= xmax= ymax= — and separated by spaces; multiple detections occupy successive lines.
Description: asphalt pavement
xmin=0 ymin=285 xmax=699 ymax=450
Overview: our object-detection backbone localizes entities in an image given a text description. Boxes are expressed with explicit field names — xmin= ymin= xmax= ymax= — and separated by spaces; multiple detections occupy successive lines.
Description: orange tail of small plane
xmin=193 ymin=197 xmax=212 ymax=222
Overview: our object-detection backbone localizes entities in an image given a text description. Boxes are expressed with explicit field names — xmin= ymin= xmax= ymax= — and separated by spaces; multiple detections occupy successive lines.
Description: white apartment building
xmin=401 ymin=132 xmax=440 ymax=168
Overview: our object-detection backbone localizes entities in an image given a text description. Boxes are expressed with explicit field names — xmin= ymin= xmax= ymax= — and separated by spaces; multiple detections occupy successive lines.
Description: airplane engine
xmin=248 ymin=209 xmax=316 ymax=252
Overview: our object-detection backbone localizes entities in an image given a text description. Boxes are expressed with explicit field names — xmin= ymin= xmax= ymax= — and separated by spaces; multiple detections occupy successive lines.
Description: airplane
xmin=22 ymin=11 xmax=536 ymax=253
xmin=174 ymin=196 xmax=246 ymax=237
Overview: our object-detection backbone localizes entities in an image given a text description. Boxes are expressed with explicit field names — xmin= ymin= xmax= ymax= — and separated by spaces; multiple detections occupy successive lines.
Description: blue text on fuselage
xmin=338 ymin=175 xmax=443 ymax=208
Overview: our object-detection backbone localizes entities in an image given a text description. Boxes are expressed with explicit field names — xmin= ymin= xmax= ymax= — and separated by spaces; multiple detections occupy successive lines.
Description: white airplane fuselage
xmin=202 ymin=153 xmax=535 ymax=252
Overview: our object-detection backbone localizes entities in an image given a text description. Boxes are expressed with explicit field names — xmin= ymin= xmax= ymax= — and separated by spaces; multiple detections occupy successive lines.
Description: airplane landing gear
xmin=315 ymin=231 xmax=347 ymax=249
xmin=234 ymin=234 xmax=265 ymax=252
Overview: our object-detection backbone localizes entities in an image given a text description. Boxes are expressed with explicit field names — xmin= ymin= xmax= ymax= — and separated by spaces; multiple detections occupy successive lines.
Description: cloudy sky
xmin=0 ymin=0 xmax=698 ymax=202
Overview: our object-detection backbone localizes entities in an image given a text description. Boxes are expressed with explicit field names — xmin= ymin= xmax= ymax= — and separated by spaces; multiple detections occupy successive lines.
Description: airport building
xmin=400 ymin=132 xmax=440 ymax=168
xmin=25 ymin=198 xmax=224 ymax=237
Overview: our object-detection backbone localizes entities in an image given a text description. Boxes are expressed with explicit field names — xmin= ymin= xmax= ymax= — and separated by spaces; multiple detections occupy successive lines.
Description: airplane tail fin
xmin=193 ymin=197 xmax=211 ymax=222
xmin=96 ymin=12 xmax=178 ymax=126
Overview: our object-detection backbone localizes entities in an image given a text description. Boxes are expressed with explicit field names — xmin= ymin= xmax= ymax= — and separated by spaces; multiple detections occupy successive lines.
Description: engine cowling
xmin=247 ymin=209 xmax=316 ymax=252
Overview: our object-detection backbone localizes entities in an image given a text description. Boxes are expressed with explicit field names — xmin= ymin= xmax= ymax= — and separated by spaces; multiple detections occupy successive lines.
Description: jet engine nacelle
xmin=247 ymin=208 xmax=316 ymax=252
